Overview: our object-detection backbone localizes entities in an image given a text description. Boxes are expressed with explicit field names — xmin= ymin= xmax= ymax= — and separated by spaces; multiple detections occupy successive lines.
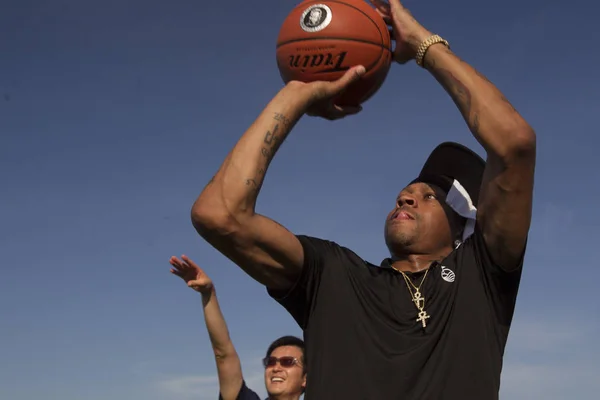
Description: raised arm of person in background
xmin=373 ymin=0 xmax=536 ymax=270
xmin=190 ymin=67 xmax=366 ymax=291
xmin=169 ymin=255 xmax=247 ymax=400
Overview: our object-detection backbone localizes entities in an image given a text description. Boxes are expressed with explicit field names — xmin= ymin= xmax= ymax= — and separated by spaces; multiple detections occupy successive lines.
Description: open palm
xmin=169 ymin=255 xmax=213 ymax=294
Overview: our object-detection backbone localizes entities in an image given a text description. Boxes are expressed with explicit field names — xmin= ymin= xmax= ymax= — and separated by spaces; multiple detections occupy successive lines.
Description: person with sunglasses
xmin=169 ymin=255 xmax=307 ymax=400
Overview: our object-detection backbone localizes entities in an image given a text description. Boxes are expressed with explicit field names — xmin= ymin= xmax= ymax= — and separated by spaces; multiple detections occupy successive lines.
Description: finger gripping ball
xmin=276 ymin=0 xmax=392 ymax=106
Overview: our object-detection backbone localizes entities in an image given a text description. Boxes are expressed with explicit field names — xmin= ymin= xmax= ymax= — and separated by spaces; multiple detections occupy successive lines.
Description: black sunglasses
xmin=262 ymin=356 xmax=301 ymax=368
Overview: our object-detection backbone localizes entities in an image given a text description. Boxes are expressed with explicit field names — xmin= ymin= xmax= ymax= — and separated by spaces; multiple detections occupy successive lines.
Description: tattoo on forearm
xmin=246 ymin=168 xmax=265 ymax=183
xmin=264 ymin=123 xmax=280 ymax=145
xmin=273 ymin=112 xmax=291 ymax=127
xmin=245 ymin=177 xmax=260 ymax=195
xmin=425 ymin=49 xmax=520 ymax=137
xmin=434 ymin=69 xmax=486 ymax=134
xmin=244 ymin=114 xmax=290 ymax=195
xmin=262 ymin=122 xmax=283 ymax=160
xmin=260 ymin=124 xmax=279 ymax=160
xmin=436 ymin=69 xmax=473 ymax=117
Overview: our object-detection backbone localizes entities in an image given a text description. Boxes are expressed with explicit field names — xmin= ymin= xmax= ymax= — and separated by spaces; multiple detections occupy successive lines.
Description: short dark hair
xmin=265 ymin=335 xmax=305 ymax=369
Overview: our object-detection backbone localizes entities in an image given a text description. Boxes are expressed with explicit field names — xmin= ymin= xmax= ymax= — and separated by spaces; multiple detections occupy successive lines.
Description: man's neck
xmin=268 ymin=394 xmax=301 ymax=400
xmin=390 ymin=249 xmax=451 ymax=273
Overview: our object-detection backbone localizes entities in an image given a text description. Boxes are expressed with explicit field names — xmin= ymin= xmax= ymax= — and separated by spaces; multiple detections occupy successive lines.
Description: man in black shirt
xmin=190 ymin=0 xmax=535 ymax=398
xmin=169 ymin=255 xmax=306 ymax=400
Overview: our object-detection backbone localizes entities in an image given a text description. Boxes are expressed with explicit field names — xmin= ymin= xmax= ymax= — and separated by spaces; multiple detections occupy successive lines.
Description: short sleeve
xmin=267 ymin=235 xmax=345 ymax=329
xmin=218 ymin=380 xmax=261 ymax=400
xmin=465 ymin=223 xmax=526 ymax=326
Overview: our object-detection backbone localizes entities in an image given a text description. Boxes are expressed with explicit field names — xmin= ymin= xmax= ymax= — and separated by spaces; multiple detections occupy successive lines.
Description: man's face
xmin=263 ymin=345 xmax=306 ymax=397
xmin=309 ymin=9 xmax=322 ymax=24
xmin=384 ymin=182 xmax=455 ymax=256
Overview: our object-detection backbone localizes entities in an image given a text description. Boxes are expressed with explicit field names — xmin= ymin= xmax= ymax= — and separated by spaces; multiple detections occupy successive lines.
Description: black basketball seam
xmin=276 ymin=36 xmax=390 ymax=51
xmin=276 ymin=40 xmax=381 ymax=72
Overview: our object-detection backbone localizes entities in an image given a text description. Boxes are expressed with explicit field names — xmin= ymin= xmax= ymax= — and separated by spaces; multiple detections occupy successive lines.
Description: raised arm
xmin=423 ymin=45 xmax=535 ymax=270
xmin=191 ymin=68 xmax=366 ymax=290
xmin=374 ymin=0 xmax=536 ymax=270
xmin=169 ymin=256 xmax=242 ymax=400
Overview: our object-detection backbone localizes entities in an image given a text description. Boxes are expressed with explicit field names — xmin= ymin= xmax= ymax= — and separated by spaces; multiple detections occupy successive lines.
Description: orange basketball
xmin=276 ymin=0 xmax=392 ymax=106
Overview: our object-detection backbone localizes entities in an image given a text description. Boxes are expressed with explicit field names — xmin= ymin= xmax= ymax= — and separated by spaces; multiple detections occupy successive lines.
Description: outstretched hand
xmin=370 ymin=0 xmax=432 ymax=64
xmin=169 ymin=255 xmax=213 ymax=295
xmin=287 ymin=65 xmax=366 ymax=120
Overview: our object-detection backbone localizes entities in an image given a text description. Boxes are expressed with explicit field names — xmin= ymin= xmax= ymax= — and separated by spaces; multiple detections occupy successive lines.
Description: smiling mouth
xmin=271 ymin=377 xmax=285 ymax=383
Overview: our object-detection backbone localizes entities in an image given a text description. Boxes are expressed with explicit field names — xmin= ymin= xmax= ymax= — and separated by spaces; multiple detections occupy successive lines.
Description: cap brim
xmin=414 ymin=142 xmax=486 ymax=207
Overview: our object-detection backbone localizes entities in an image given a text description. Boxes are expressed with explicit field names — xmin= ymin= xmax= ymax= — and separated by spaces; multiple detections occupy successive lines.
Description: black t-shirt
xmin=218 ymin=380 xmax=262 ymax=400
xmin=268 ymin=224 xmax=523 ymax=399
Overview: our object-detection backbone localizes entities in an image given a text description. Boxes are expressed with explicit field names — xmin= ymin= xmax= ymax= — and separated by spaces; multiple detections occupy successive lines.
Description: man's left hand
xmin=370 ymin=0 xmax=433 ymax=64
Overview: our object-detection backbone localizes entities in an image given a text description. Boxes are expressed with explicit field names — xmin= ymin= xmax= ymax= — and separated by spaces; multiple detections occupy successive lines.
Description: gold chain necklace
xmin=391 ymin=266 xmax=431 ymax=329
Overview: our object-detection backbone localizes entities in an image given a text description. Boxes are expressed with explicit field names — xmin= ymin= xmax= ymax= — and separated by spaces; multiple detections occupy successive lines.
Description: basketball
xmin=276 ymin=0 xmax=392 ymax=106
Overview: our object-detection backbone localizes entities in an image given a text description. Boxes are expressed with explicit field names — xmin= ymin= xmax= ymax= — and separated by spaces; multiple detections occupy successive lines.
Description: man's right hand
xmin=169 ymin=255 xmax=214 ymax=295
xmin=286 ymin=65 xmax=366 ymax=121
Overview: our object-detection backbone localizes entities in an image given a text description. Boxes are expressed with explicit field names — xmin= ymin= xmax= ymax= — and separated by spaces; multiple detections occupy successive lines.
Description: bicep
xmin=200 ymin=212 xmax=304 ymax=291
xmin=477 ymin=151 xmax=535 ymax=270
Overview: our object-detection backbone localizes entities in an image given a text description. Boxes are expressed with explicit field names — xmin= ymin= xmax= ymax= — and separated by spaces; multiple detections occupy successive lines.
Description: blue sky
xmin=1 ymin=0 xmax=598 ymax=399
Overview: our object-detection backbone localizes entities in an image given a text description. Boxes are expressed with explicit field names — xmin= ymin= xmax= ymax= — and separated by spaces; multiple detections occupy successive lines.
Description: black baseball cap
xmin=411 ymin=142 xmax=486 ymax=207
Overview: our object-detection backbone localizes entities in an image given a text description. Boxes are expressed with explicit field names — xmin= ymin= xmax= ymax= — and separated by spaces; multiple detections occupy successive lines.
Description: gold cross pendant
xmin=413 ymin=290 xmax=425 ymax=309
xmin=416 ymin=310 xmax=430 ymax=328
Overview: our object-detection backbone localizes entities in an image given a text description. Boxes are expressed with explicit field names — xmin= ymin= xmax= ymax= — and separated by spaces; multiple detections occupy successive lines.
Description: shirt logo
xmin=441 ymin=266 xmax=455 ymax=283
